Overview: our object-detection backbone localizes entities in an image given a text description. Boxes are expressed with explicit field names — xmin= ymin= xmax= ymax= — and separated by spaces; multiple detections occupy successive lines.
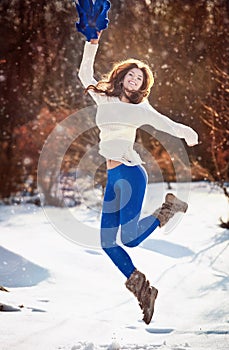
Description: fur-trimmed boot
xmin=125 ymin=269 xmax=158 ymax=325
xmin=153 ymin=193 xmax=188 ymax=227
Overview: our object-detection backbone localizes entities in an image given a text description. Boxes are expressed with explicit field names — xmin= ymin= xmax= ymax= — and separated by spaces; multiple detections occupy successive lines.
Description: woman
xmin=78 ymin=32 xmax=198 ymax=324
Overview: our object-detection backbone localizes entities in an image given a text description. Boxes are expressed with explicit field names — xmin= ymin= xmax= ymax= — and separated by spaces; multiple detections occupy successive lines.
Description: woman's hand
xmin=183 ymin=126 xmax=199 ymax=147
xmin=90 ymin=31 xmax=102 ymax=44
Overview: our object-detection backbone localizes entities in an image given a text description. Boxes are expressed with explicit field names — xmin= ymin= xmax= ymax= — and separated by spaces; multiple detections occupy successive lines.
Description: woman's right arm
xmin=78 ymin=33 xmax=106 ymax=105
xmin=78 ymin=42 xmax=98 ymax=88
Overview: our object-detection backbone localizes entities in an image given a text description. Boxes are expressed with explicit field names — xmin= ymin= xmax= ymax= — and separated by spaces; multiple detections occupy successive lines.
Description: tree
xmin=0 ymin=0 xmax=79 ymax=198
xmin=199 ymin=62 xmax=229 ymax=227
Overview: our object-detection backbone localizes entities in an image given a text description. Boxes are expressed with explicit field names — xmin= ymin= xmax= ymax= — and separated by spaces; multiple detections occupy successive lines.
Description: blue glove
xmin=74 ymin=0 xmax=111 ymax=41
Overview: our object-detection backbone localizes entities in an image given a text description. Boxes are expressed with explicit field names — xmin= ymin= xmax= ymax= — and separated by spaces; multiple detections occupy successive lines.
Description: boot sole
xmin=143 ymin=288 xmax=158 ymax=325
xmin=165 ymin=193 xmax=188 ymax=213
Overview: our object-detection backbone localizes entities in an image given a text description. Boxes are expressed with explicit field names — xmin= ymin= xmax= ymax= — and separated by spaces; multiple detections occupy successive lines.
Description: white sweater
xmin=78 ymin=42 xmax=198 ymax=166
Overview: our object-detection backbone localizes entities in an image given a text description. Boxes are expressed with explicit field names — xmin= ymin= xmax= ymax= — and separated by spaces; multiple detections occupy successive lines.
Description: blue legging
xmin=100 ymin=163 xmax=160 ymax=279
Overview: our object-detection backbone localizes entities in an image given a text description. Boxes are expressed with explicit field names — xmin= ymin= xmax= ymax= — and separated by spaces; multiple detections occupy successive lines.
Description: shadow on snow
xmin=0 ymin=246 xmax=50 ymax=288
xmin=141 ymin=239 xmax=194 ymax=258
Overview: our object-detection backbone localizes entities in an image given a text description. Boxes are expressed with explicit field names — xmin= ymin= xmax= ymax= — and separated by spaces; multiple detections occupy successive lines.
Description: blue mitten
xmin=74 ymin=0 xmax=111 ymax=41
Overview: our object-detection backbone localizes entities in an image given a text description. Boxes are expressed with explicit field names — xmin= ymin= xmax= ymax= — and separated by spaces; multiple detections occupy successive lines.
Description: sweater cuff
xmin=84 ymin=41 xmax=99 ymax=54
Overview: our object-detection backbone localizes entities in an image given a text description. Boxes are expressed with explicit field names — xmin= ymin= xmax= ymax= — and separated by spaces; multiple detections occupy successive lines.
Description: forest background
xmin=0 ymin=0 xmax=228 ymax=206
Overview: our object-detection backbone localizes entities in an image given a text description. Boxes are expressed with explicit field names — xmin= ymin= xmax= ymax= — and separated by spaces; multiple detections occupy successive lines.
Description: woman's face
xmin=122 ymin=68 xmax=144 ymax=92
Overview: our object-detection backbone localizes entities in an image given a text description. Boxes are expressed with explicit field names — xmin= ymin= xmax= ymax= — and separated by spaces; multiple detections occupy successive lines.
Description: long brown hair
xmin=85 ymin=58 xmax=154 ymax=104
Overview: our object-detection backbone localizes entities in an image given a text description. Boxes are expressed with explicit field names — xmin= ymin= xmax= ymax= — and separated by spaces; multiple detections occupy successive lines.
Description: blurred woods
xmin=0 ymin=0 xmax=228 ymax=208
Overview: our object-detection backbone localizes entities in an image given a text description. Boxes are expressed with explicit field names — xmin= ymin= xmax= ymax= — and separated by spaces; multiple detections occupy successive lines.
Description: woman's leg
xmin=100 ymin=167 xmax=136 ymax=278
xmin=119 ymin=165 xmax=160 ymax=248
xmin=100 ymin=164 xmax=160 ymax=277
xmin=100 ymin=164 xmax=159 ymax=324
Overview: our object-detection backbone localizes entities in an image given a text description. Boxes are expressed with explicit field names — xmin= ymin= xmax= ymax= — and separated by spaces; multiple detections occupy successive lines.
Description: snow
xmin=0 ymin=182 xmax=228 ymax=350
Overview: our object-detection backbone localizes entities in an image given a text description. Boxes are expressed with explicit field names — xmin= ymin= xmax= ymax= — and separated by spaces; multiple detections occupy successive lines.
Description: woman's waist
xmin=99 ymin=147 xmax=144 ymax=167
xmin=106 ymin=159 xmax=123 ymax=169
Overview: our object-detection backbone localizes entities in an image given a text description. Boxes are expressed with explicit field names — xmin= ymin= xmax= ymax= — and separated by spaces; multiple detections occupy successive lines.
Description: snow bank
xmin=0 ymin=182 xmax=228 ymax=350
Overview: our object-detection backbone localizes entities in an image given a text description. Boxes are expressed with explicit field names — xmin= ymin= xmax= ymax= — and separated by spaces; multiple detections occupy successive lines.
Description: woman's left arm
xmin=140 ymin=101 xmax=199 ymax=146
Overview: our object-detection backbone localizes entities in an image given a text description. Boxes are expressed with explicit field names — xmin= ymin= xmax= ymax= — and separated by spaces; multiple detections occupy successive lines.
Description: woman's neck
xmin=120 ymin=95 xmax=130 ymax=103
xmin=120 ymin=90 xmax=131 ymax=103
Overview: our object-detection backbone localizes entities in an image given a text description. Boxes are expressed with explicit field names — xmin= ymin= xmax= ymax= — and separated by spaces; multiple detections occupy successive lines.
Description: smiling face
xmin=94 ymin=58 xmax=154 ymax=104
xmin=122 ymin=68 xmax=144 ymax=92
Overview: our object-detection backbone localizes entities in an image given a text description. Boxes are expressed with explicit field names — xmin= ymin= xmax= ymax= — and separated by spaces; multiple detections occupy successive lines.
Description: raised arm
xmin=140 ymin=101 xmax=199 ymax=146
xmin=78 ymin=41 xmax=99 ymax=88
xmin=78 ymin=33 xmax=109 ymax=105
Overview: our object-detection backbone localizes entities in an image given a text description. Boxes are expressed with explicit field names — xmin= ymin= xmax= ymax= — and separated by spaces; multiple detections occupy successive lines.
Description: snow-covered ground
xmin=0 ymin=182 xmax=228 ymax=350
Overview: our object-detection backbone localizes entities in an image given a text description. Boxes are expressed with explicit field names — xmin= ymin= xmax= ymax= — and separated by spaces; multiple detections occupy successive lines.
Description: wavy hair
xmin=85 ymin=58 xmax=154 ymax=104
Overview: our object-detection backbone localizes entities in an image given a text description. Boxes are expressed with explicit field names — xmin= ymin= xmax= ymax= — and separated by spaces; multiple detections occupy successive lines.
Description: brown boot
xmin=125 ymin=269 xmax=158 ymax=325
xmin=153 ymin=193 xmax=188 ymax=227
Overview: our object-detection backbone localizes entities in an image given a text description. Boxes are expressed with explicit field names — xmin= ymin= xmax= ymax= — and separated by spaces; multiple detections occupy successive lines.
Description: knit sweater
xmin=78 ymin=42 xmax=198 ymax=166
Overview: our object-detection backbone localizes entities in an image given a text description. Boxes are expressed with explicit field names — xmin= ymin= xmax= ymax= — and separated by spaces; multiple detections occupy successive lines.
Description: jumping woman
xmin=76 ymin=1 xmax=198 ymax=324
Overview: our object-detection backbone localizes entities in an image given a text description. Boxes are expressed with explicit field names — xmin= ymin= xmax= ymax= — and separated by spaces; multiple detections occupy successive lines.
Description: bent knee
xmin=121 ymin=229 xmax=138 ymax=248
xmin=121 ymin=238 xmax=137 ymax=248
